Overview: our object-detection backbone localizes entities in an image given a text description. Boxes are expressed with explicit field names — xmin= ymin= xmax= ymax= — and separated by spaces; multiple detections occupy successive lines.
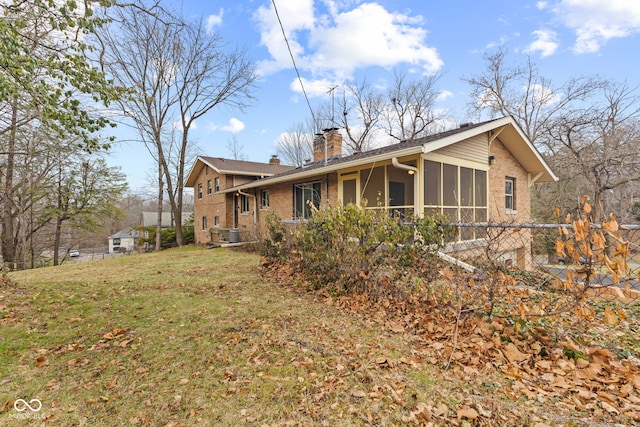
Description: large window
xmin=197 ymin=183 xmax=203 ymax=199
xmin=207 ymin=180 xmax=212 ymax=195
xmin=214 ymin=177 xmax=220 ymax=192
xmin=424 ymin=160 xmax=488 ymax=241
xmin=294 ymin=182 xmax=321 ymax=219
xmin=505 ymin=177 xmax=516 ymax=212
xmin=202 ymin=216 xmax=208 ymax=230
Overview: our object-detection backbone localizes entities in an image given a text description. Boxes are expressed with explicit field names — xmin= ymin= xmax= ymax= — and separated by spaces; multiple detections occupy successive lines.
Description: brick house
xmin=186 ymin=116 xmax=557 ymax=266
xmin=184 ymin=156 xmax=294 ymax=243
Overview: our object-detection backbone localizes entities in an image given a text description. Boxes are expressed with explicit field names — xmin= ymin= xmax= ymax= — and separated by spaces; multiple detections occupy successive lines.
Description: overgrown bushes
xmin=263 ymin=205 xmax=453 ymax=298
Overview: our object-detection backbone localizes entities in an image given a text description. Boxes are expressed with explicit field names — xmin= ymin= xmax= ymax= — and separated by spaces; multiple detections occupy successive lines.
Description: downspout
xmin=391 ymin=157 xmax=419 ymax=217
xmin=237 ymin=190 xmax=257 ymax=225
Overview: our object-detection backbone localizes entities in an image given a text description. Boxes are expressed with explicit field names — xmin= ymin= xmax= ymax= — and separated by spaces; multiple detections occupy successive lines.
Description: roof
xmin=219 ymin=116 xmax=557 ymax=193
xmin=110 ymin=227 xmax=138 ymax=239
xmin=185 ymin=156 xmax=295 ymax=187
xmin=140 ymin=212 xmax=193 ymax=228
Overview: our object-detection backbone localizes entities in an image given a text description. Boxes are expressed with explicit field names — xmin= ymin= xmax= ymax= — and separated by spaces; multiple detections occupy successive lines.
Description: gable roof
xmin=185 ymin=156 xmax=295 ymax=187
xmin=219 ymin=116 xmax=557 ymax=193
xmin=110 ymin=227 xmax=138 ymax=239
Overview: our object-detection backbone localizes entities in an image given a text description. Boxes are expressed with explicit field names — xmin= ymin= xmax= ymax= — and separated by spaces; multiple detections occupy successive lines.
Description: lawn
xmin=1 ymin=247 xmax=638 ymax=426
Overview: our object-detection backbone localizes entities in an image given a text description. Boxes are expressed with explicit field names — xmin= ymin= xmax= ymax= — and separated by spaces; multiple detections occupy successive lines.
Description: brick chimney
xmin=313 ymin=128 xmax=342 ymax=163
xmin=269 ymin=155 xmax=281 ymax=166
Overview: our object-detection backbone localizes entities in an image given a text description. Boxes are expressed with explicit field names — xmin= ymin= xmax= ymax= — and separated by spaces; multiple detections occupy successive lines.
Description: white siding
xmin=437 ymin=134 xmax=488 ymax=163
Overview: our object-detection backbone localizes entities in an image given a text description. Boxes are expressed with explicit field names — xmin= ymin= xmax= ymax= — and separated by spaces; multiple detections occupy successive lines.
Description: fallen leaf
xmin=457 ymin=405 xmax=479 ymax=421
xmin=600 ymin=401 xmax=620 ymax=415
xmin=502 ymin=343 xmax=529 ymax=364
xmin=351 ymin=389 xmax=366 ymax=398
xmin=35 ymin=356 xmax=48 ymax=367
xmin=603 ymin=306 xmax=618 ymax=325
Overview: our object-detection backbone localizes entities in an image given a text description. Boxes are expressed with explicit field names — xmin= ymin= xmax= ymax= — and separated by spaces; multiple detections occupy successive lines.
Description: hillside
xmin=1 ymin=247 xmax=638 ymax=426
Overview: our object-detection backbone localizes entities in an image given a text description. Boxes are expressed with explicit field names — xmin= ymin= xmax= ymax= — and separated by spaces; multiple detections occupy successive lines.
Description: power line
xmin=270 ymin=0 xmax=316 ymax=128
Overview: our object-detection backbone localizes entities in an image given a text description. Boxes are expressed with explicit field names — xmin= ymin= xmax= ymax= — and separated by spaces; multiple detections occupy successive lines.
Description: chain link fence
xmin=442 ymin=222 xmax=640 ymax=294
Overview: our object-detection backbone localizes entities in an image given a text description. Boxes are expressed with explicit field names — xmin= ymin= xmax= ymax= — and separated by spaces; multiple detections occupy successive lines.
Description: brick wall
xmin=192 ymin=168 xmax=230 ymax=244
xmin=488 ymin=138 xmax=531 ymax=222
xmin=488 ymin=138 xmax=533 ymax=268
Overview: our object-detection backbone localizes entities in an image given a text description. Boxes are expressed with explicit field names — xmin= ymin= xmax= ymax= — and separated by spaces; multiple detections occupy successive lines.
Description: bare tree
xmin=464 ymin=47 xmax=606 ymax=145
xmin=337 ymin=78 xmax=385 ymax=153
xmin=383 ymin=68 xmax=443 ymax=141
xmin=226 ymin=134 xmax=248 ymax=160
xmin=464 ymin=48 xmax=640 ymax=221
xmin=543 ymin=82 xmax=640 ymax=220
xmin=98 ymin=4 xmax=258 ymax=248
xmin=275 ymin=120 xmax=314 ymax=167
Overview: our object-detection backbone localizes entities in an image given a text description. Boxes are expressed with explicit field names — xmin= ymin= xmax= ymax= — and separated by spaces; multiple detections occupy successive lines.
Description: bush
xmin=264 ymin=205 xmax=453 ymax=298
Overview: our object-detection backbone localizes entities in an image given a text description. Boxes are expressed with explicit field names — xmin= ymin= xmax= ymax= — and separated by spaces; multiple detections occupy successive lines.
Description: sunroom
xmin=337 ymin=153 xmax=489 ymax=242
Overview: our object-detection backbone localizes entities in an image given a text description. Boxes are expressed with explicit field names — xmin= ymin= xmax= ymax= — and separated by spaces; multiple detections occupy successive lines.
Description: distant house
xmin=186 ymin=116 xmax=557 ymax=267
xmin=108 ymin=227 xmax=138 ymax=253
xmin=138 ymin=211 xmax=194 ymax=251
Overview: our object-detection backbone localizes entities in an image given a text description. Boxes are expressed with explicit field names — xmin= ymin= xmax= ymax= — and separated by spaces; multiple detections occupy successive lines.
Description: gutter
xmin=391 ymin=157 xmax=419 ymax=217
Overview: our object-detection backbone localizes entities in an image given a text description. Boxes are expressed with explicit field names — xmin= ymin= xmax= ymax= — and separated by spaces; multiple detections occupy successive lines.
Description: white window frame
xmin=505 ymin=177 xmax=516 ymax=213
xmin=260 ymin=189 xmax=270 ymax=209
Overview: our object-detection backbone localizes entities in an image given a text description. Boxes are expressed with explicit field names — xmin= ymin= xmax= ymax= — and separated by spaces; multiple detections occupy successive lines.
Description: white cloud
xmin=529 ymin=83 xmax=562 ymax=106
xmin=536 ymin=1 xmax=549 ymax=10
xmin=208 ymin=118 xmax=246 ymax=134
xmin=253 ymin=0 xmax=315 ymax=75
xmin=436 ymin=90 xmax=453 ymax=102
xmin=527 ymin=29 xmax=559 ymax=57
xmin=290 ymin=77 xmax=339 ymax=98
xmin=254 ymin=1 xmax=442 ymax=80
xmin=553 ymin=0 xmax=640 ymax=53
xmin=206 ymin=8 xmax=224 ymax=33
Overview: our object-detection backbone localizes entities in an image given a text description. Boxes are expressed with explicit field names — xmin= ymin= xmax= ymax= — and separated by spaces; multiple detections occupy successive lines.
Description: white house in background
xmin=108 ymin=227 xmax=138 ymax=253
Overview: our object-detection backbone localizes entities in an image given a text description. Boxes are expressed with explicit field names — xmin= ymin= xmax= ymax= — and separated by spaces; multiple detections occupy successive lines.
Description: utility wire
xmin=271 ymin=0 xmax=316 ymax=127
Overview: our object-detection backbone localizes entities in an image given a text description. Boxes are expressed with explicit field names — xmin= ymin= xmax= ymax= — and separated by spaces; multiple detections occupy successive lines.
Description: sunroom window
xmin=424 ymin=160 xmax=488 ymax=241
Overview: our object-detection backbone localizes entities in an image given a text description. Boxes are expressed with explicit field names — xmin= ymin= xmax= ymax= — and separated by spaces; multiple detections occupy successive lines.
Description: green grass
xmin=2 ymin=246 xmax=637 ymax=426
xmin=0 ymin=247 xmax=456 ymax=426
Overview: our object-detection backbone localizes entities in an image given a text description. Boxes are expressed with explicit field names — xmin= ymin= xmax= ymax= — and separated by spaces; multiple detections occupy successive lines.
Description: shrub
xmin=264 ymin=204 xmax=453 ymax=298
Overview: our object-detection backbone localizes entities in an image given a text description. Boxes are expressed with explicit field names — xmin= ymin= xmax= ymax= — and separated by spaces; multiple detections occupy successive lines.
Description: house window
xmin=505 ymin=177 xmax=516 ymax=212
xmin=202 ymin=216 xmax=208 ymax=230
xmin=197 ymin=183 xmax=203 ymax=199
xmin=294 ymin=182 xmax=321 ymax=219
xmin=214 ymin=216 xmax=220 ymax=226
xmin=240 ymin=194 xmax=250 ymax=213
xmin=261 ymin=189 xmax=270 ymax=209
xmin=207 ymin=180 xmax=212 ymax=195
xmin=113 ymin=238 xmax=121 ymax=246
xmin=214 ymin=177 xmax=220 ymax=192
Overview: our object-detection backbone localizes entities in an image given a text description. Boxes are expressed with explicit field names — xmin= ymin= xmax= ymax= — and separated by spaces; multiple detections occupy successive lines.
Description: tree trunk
xmin=1 ymin=97 xmax=19 ymax=270
xmin=155 ymin=162 xmax=163 ymax=252
xmin=53 ymin=216 xmax=63 ymax=266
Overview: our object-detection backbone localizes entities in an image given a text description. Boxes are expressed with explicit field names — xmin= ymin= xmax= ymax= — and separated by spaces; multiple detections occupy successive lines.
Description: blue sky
xmin=105 ymin=0 xmax=640 ymax=191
